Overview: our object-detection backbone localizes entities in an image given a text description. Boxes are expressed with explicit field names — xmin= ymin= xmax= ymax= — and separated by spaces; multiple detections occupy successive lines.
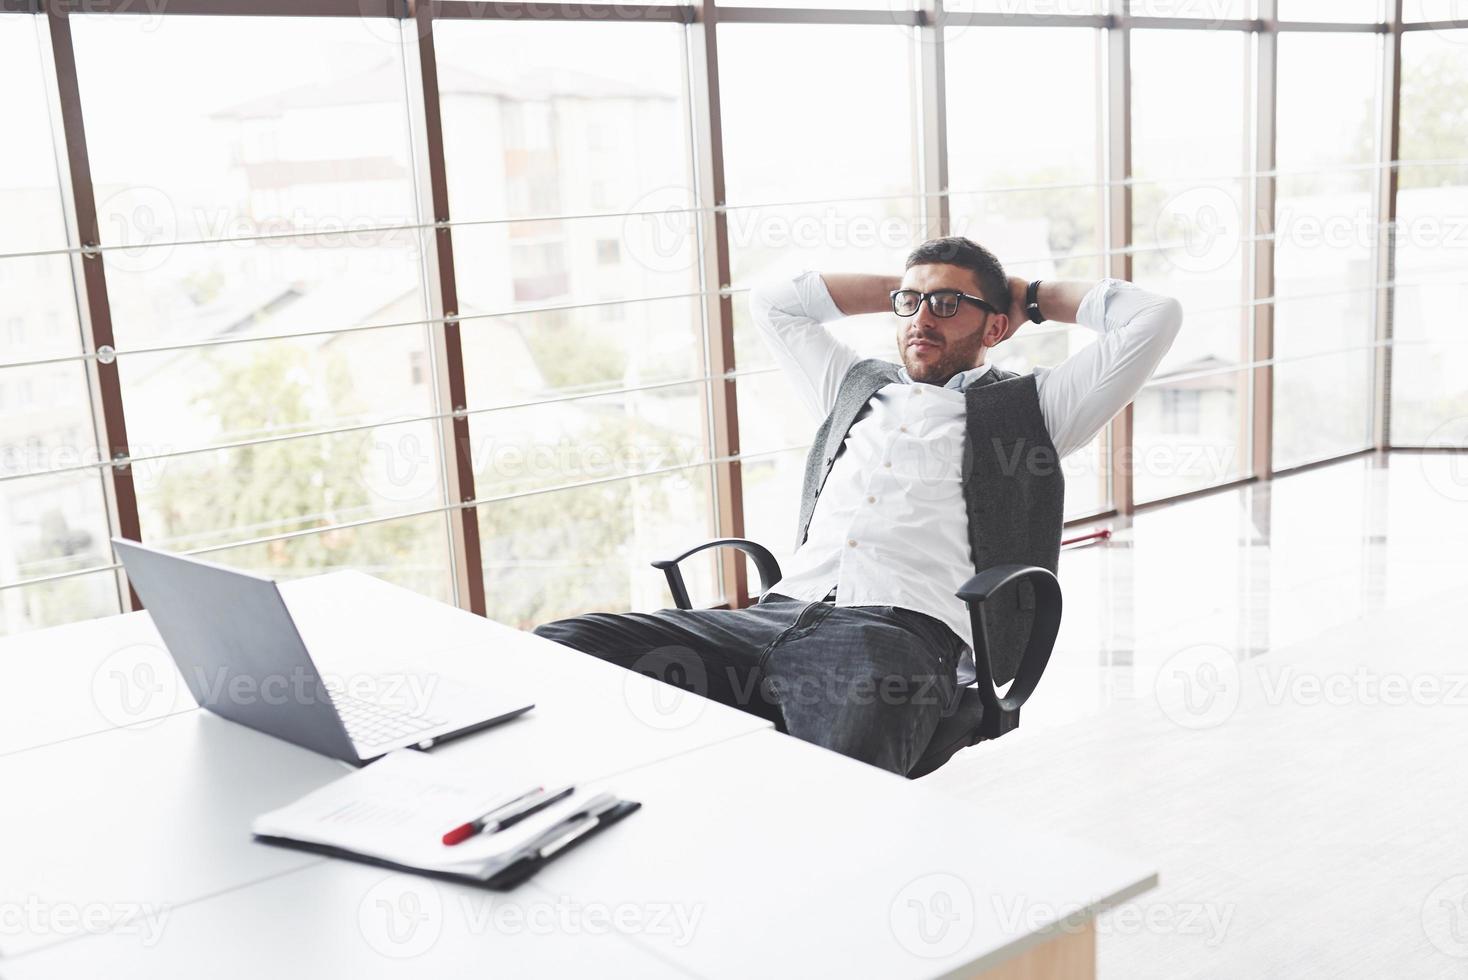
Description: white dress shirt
xmin=749 ymin=271 xmax=1183 ymax=659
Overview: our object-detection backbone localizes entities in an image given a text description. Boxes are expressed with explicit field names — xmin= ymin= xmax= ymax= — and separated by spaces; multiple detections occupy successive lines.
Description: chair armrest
xmin=651 ymin=538 xmax=783 ymax=610
xmin=956 ymin=564 xmax=1062 ymax=738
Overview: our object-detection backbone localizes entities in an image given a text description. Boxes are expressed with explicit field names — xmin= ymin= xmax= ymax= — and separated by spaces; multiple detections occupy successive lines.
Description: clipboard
xmin=255 ymin=799 xmax=641 ymax=891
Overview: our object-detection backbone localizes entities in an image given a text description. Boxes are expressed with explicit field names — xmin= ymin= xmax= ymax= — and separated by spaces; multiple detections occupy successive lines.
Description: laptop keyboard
xmin=334 ymin=694 xmax=446 ymax=747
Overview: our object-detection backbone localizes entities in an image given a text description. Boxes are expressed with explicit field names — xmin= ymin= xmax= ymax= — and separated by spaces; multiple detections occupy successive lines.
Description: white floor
xmin=924 ymin=451 xmax=1468 ymax=979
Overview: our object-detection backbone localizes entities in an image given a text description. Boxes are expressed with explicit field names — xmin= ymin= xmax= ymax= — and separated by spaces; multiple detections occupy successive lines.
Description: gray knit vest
xmin=795 ymin=358 xmax=1064 ymax=685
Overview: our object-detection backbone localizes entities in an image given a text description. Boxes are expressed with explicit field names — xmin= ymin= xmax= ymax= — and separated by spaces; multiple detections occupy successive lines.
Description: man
xmin=535 ymin=236 xmax=1182 ymax=776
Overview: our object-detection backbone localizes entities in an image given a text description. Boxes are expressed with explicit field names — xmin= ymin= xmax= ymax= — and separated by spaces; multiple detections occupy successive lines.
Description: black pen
xmin=514 ymin=792 xmax=620 ymax=860
xmin=486 ymin=785 xmax=575 ymax=835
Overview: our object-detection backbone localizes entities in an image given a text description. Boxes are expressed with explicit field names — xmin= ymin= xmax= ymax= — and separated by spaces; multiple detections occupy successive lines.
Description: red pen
xmin=442 ymin=787 xmax=541 ymax=846
xmin=442 ymin=785 xmax=575 ymax=845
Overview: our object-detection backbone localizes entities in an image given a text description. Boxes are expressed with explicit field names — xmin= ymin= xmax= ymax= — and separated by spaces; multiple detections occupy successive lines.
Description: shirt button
xmin=867 ymin=496 xmax=876 ymax=504
xmin=899 ymin=425 xmax=908 ymax=433
xmin=883 ymin=461 xmax=892 ymax=468
xmin=847 ymin=539 xmax=858 ymax=548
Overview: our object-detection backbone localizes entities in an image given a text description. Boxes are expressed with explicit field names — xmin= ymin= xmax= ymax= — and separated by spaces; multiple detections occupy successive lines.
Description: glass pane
xmin=0 ymin=15 xmax=68 ymax=258
xmin=738 ymin=369 xmax=816 ymax=460
xmin=723 ymin=24 xmax=921 ymax=524
xmin=719 ymin=25 xmax=922 ymax=289
xmin=74 ymin=18 xmax=417 ymax=238
xmin=134 ymin=418 xmax=446 ymax=556
xmin=195 ymin=511 xmax=454 ymax=605
xmin=964 ymin=0 xmax=1097 ymax=10
xmin=1272 ymin=32 xmax=1378 ymax=469
xmin=72 ymin=16 xmax=433 ymax=445
xmin=947 ymin=26 xmax=1102 ymax=501
xmin=450 ymin=213 xmax=700 ymax=323
xmin=0 ymin=469 xmax=114 ymax=586
xmin=114 ymin=318 xmax=436 ymax=451
xmin=721 ymin=26 xmax=915 ymax=206
xmin=1127 ymin=30 xmax=1244 ymax=501
xmin=1403 ymin=1 xmax=1468 ymax=22
xmin=726 ymin=197 xmax=926 ymax=292
xmin=1128 ymin=0 xmax=1250 ymax=17
xmin=101 ymin=235 xmax=428 ymax=377
xmin=727 ymin=0 xmax=902 ymax=8
xmin=947 ymin=27 xmax=1098 ymax=192
xmin=480 ymin=466 xmax=717 ymax=629
xmin=1392 ymin=29 xmax=1468 ymax=445
xmin=1062 ymin=432 xmax=1109 ymax=518
xmin=469 ymin=382 xmax=710 ymax=501
xmin=733 ymin=298 xmax=893 ymax=386
xmin=0 ymin=570 xmax=121 ymax=639
xmin=1 ymin=14 xmax=118 ymax=634
xmin=2 ymin=346 xmax=104 ymax=484
xmin=68 ymin=16 xmax=454 ymax=603
xmin=1278 ymin=0 xmax=1382 ymax=20
xmin=1134 ymin=368 xmax=1250 ymax=500
xmin=739 ymin=449 xmax=808 ymax=572
xmin=1131 ymin=29 xmax=1251 ymax=501
xmin=461 ymin=295 xmax=707 ymax=411
xmin=73 ymin=12 xmax=435 ymax=439
xmin=435 ymin=20 xmax=698 ymax=312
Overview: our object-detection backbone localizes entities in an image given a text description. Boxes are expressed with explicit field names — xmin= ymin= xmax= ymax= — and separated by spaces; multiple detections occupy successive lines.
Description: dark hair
xmin=904 ymin=237 xmax=1008 ymax=313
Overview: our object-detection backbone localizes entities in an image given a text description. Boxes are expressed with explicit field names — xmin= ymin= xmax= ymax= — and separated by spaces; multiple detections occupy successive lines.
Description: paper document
xmin=253 ymin=750 xmax=610 ymax=881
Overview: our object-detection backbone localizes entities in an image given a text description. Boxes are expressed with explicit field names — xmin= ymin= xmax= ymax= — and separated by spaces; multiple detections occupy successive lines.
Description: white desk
xmin=0 ymin=572 xmax=770 ymax=962
xmin=525 ymin=729 xmax=1156 ymax=978
xmin=0 ymin=572 xmax=1155 ymax=978
xmin=0 ymin=859 xmax=688 ymax=980
xmin=0 ymin=571 xmax=770 ymax=768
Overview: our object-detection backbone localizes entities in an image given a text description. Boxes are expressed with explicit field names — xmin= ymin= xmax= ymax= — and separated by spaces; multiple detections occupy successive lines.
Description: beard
xmin=899 ymin=326 xmax=987 ymax=386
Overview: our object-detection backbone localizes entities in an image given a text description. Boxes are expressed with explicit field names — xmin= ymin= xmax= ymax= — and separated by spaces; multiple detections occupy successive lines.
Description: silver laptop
xmin=113 ymin=538 xmax=533 ymax=765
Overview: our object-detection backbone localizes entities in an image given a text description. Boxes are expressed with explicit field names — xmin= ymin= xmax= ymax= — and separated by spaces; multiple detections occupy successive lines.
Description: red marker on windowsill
xmin=441 ymin=785 xmax=575 ymax=846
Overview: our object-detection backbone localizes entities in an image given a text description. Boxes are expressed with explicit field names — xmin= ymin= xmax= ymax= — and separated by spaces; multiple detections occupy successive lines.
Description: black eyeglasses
xmin=890 ymin=288 xmax=1000 ymax=319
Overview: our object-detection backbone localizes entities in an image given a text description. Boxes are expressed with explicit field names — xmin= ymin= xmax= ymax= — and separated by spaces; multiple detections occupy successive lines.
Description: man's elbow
xmin=1154 ymin=296 xmax=1184 ymax=347
xmin=747 ymin=276 xmax=792 ymax=335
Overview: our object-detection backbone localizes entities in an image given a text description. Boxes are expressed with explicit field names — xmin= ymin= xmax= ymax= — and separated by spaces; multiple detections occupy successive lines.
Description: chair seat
xmin=908 ymin=686 xmax=986 ymax=779
xmin=650 ymin=538 xmax=1060 ymax=779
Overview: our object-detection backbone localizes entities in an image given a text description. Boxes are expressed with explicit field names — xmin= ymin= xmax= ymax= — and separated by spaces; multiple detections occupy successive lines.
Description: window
xmin=1271 ymin=32 xmax=1379 ymax=470
xmin=1129 ymin=29 xmax=1251 ymax=502
xmin=1392 ymin=28 xmax=1468 ymax=446
xmin=1 ymin=2 xmax=1424 ymax=636
xmin=71 ymin=15 xmax=452 ymax=601
xmin=1161 ymin=388 xmax=1203 ymax=435
xmin=1278 ymin=0 xmax=1382 ymax=20
xmin=1128 ymin=0 xmax=1249 ymax=15
xmin=946 ymin=24 xmax=1109 ymax=520
xmin=720 ymin=23 xmax=923 ymax=566
xmin=435 ymin=20 xmax=719 ymax=622
xmin=0 ymin=14 xmax=118 ymax=636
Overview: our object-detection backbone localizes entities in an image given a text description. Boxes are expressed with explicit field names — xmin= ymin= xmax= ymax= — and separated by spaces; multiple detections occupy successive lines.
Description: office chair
xmin=650 ymin=538 xmax=1062 ymax=778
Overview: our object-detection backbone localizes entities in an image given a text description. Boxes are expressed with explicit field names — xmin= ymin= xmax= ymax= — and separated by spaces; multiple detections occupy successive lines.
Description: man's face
xmin=895 ymin=262 xmax=993 ymax=385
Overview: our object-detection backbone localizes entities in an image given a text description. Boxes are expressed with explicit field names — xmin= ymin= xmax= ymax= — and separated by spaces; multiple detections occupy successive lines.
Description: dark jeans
xmin=532 ymin=594 xmax=963 ymax=776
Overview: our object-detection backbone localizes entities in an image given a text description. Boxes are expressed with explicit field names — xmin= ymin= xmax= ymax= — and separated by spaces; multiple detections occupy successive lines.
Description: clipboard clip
xmin=485 ymin=794 xmax=641 ymax=889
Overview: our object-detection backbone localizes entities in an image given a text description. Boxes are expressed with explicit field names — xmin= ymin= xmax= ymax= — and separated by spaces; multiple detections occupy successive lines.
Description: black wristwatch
xmin=1025 ymin=280 xmax=1045 ymax=324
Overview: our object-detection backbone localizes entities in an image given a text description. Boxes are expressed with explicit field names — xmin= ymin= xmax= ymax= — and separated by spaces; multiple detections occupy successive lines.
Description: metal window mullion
xmin=1373 ymin=0 xmax=1403 ymax=451
xmin=689 ymin=1 xmax=748 ymax=608
xmin=1250 ymin=2 xmax=1277 ymax=480
xmin=40 ymin=6 xmax=144 ymax=612
xmin=1103 ymin=3 xmax=1133 ymax=517
xmin=917 ymin=0 xmax=948 ymax=239
xmin=404 ymin=2 xmax=485 ymax=617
